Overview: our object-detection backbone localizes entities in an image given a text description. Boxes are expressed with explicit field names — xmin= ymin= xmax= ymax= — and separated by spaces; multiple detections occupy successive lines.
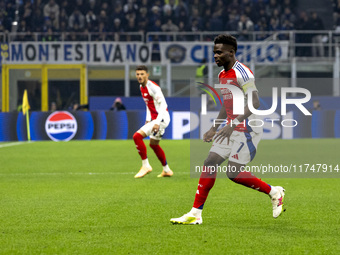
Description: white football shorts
xmin=209 ymin=130 xmax=262 ymax=165
xmin=140 ymin=113 xmax=170 ymax=140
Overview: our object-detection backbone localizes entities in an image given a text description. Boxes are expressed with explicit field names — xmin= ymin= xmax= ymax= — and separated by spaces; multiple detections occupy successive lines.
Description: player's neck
xmin=224 ymin=59 xmax=236 ymax=71
xmin=141 ymin=80 xmax=148 ymax=87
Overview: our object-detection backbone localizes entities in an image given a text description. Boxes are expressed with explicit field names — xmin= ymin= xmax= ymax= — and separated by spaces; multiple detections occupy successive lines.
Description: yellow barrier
xmin=1 ymin=64 xmax=87 ymax=112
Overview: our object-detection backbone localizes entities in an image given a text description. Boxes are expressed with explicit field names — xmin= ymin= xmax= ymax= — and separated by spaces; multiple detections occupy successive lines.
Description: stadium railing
xmin=2 ymin=31 xmax=145 ymax=43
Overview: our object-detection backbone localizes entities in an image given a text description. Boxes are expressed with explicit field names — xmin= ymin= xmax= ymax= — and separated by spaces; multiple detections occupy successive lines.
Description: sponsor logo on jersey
xmin=45 ymin=111 xmax=78 ymax=141
xmin=231 ymin=154 xmax=239 ymax=160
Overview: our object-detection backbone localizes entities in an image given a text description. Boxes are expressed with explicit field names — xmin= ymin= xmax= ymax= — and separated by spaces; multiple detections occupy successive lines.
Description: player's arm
xmin=152 ymin=86 xmax=168 ymax=132
xmin=203 ymin=105 xmax=227 ymax=142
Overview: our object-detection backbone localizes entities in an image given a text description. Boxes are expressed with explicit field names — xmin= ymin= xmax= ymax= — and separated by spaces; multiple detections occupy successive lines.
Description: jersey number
xmin=237 ymin=142 xmax=245 ymax=153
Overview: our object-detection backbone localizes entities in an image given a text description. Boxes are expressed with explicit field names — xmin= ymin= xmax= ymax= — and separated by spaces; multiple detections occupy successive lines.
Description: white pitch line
xmin=0 ymin=172 xmax=189 ymax=176
xmin=0 ymin=141 xmax=28 ymax=148
xmin=0 ymin=172 xmax=134 ymax=176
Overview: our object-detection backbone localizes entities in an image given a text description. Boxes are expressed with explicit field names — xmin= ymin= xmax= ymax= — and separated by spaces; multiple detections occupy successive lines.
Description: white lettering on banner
xmin=7 ymin=42 xmax=151 ymax=64
xmin=159 ymin=41 xmax=289 ymax=64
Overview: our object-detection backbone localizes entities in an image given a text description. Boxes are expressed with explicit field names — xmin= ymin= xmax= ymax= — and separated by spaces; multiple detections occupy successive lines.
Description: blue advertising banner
xmin=0 ymin=109 xmax=338 ymax=142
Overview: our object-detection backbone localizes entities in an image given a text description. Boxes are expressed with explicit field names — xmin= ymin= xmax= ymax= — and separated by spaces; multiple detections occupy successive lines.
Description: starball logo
xmin=198 ymin=81 xmax=312 ymax=128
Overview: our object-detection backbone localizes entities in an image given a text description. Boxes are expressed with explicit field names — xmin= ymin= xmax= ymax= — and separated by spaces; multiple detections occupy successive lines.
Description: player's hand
xmin=145 ymin=121 xmax=150 ymax=124
xmin=215 ymin=124 xmax=235 ymax=144
xmin=152 ymin=124 xmax=160 ymax=134
xmin=203 ymin=129 xmax=216 ymax=142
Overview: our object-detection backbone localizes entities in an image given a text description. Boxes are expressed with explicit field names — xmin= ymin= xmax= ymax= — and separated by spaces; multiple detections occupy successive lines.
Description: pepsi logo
xmin=45 ymin=111 xmax=78 ymax=141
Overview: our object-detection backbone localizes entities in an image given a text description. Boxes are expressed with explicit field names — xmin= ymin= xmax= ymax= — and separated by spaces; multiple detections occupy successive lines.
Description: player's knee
xmin=149 ymin=138 xmax=160 ymax=146
xmin=226 ymin=170 xmax=239 ymax=180
xmin=149 ymin=143 xmax=158 ymax=149
xmin=204 ymin=152 xmax=225 ymax=167
xmin=204 ymin=157 xmax=214 ymax=167
xmin=133 ymin=132 xmax=142 ymax=141
xmin=132 ymin=132 xmax=138 ymax=140
xmin=226 ymin=162 xmax=241 ymax=180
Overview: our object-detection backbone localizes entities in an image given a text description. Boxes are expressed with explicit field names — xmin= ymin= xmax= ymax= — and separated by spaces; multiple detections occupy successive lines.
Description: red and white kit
xmin=210 ymin=61 xmax=263 ymax=164
xmin=140 ymin=80 xmax=170 ymax=140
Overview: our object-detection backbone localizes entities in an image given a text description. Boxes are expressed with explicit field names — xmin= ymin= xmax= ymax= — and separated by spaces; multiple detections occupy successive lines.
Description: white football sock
xmin=190 ymin=207 xmax=202 ymax=217
xmin=142 ymin=158 xmax=151 ymax=168
xmin=269 ymin=186 xmax=278 ymax=197
xmin=163 ymin=164 xmax=170 ymax=173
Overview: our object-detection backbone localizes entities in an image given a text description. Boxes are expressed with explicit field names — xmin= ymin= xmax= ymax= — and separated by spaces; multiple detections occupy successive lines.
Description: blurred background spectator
xmin=0 ymin=0 xmax=331 ymax=47
xmin=68 ymin=8 xmax=85 ymax=32
xmin=237 ymin=14 xmax=254 ymax=41
xmin=110 ymin=97 xmax=126 ymax=111
xmin=310 ymin=11 xmax=325 ymax=57
xmin=43 ymin=0 xmax=59 ymax=30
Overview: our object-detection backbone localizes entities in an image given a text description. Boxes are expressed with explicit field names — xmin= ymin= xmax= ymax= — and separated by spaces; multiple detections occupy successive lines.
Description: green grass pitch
xmin=0 ymin=139 xmax=339 ymax=254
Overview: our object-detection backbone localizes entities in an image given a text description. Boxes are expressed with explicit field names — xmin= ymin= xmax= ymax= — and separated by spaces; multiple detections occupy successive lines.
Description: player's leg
xmin=149 ymin=117 xmax=172 ymax=177
xmin=227 ymin=131 xmax=285 ymax=218
xmin=149 ymin=138 xmax=173 ymax=177
xmin=133 ymin=123 xmax=154 ymax=178
xmin=227 ymin=161 xmax=285 ymax=218
xmin=192 ymin=152 xmax=225 ymax=210
xmin=227 ymin=160 xmax=272 ymax=194
xmin=170 ymin=152 xmax=225 ymax=225
xmin=133 ymin=130 xmax=148 ymax=162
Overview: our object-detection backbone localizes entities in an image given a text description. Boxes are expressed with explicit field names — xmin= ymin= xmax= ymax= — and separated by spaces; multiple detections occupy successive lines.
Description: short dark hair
xmin=136 ymin=65 xmax=148 ymax=72
xmin=214 ymin=34 xmax=238 ymax=53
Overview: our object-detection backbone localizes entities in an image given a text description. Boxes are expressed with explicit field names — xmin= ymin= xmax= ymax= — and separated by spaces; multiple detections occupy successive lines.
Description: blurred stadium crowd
xmin=0 ymin=0 xmax=331 ymax=42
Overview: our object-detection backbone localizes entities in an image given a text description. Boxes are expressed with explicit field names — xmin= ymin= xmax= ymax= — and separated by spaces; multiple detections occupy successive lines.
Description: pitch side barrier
xmin=0 ymin=109 xmax=339 ymax=142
